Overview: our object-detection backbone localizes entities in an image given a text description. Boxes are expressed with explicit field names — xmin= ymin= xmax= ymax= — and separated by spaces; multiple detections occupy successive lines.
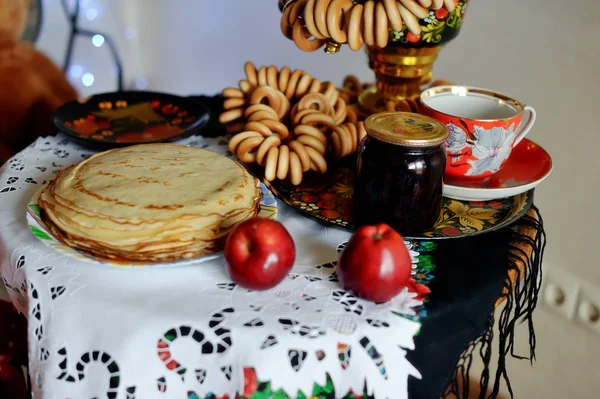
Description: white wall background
xmin=2 ymin=0 xmax=597 ymax=397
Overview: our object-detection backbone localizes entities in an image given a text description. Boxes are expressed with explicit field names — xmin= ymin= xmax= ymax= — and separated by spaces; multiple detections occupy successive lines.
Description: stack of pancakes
xmin=38 ymin=143 xmax=262 ymax=263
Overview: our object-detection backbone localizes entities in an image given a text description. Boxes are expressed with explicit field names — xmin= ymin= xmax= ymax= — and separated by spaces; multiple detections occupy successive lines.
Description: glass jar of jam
xmin=354 ymin=111 xmax=449 ymax=235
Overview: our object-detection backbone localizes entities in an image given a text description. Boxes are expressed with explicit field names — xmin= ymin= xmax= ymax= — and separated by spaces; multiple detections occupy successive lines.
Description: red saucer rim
xmin=443 ymin=138 xmax=553 ymax=191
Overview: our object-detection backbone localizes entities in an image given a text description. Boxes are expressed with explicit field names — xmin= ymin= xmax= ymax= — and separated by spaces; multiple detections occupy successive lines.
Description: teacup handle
xmin=514 ymin=105 xmax=536 ymax=146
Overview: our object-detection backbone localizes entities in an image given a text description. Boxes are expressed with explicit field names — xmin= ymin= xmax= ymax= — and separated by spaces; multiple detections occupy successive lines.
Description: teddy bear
xmin=0 ymin=0 xmax=78 ymax=164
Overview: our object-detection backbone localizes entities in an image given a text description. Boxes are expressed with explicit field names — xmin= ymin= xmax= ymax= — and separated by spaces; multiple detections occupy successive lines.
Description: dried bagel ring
xmin=219 ymin=108 xmax=244 ymax=124
xmin=292 ymin=19 xmax=326 ymax=52
xmin=239 ymin=79 xmax=253 ymax=94
xmin=292 ymin=108 xmax=321 ymax=125
xmin=361 ymin=0 xmax=375 ymax=47
xmin=374 ymin=2 xmax=389 ymax=48
xmin=346 ymin=105 xmax=358 ymax=123
xmin=285 ymin=69 xmax=305 ymax=100
xmin=330 ymin=130 xmax=343 ymax=159
xmin=297 ymin=73 xmax=316 ymax=98
xmin=257 ymin=66 xmax=268 ymax=86
xmin=326 ymin=0 xmax=353 ymax=44
xmin=319 ymin=82 xmax=338 ymax=105
xmin=222 ymin=87 xmax=244 ymax=99
xmin=305 ymin=146 xmax=328 ymax=174
xmin=294 ymin=124 xmax=328 ymax=145
xmin=299 ymin=112 xmax=337 ymax=130
xmin=247 ymin=110 xmax=280 ymax=122
xmin=338 ymin=88 xmax=355 ymax=105
xmin=235 ymin=136 xmax=264 ymax=163
xmin=256 ymin=135 xmax=282 ymax=166
xmin=261 ymin=119 xmax=291 ymax=140
xmin=343 ymin=75 xmax=362 ymax=92
xmin=314 ymin=0 xmax=333 ymax=38
xmin=267 ymin=65 xmax=279 ymax=90
xmin=337 ymin=125 xmax=354 ymax=156
xmin=330 ymin=126 xmax=351 ymax=159
xmin=244 ymin=104 xmax=279 ymax=119
xmin=333 ymin=98 xmax=347 ymax=125
xmin=223 ymin=97 xmax=245 ymax=110
xmin=278 ymin=67 xmax=292 ymax=93
xmin=398 ymin=3 xmax=422 ymax=35
xmin=276 ymin=90 xmax=291 ymax=120
xmin=289 ymin=0 xmax=308 ymax=23
xmin=297 ymin=134 xmax=327 ymax=154
xmin=308 ymin=78 xmax=322 ymax=94
xmin=249 ymin=86 xmax=283 ymax=116
xmin=347 ymin=3 xmax=365 ymax=51
xmin=276 ymin=144 xmax=291 ymax=180
xmin=281 ymin=3 xmax=295 ymax=39
xmin=399 ymin=0 xmax=429 ymax=19
xmin=288 ymin=140 xmax=312 ymax=172
xmin=228 ymin=131 xmax=263 ymax=153
xmin=244 ymin=121 xmax=273 ymax=137
xmin=443 ymin=0 xmax=456 ymax=12
xmin=288 ymin=151 xmax=304 ymax=185
xmin=383 ymin=0 xmax=403 ymax=31
xmin=343 ymin=122 xmax=358 ymax=150
xmin=244 ymin=62 xmax=258 ymax=86
xmin=304 ymin=0 xmax=326 ymax=39
xmin=264 ymin=146 xmax=280 ymax=181
xmin=297 ymin=92 xmax=334 ymax=116
xmin=432 ymin=0 xmax=444 ymax=9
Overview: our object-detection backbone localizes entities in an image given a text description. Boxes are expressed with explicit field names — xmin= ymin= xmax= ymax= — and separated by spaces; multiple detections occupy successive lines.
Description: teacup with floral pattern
xmin=420 ymin=86 xmax=536 ymax=181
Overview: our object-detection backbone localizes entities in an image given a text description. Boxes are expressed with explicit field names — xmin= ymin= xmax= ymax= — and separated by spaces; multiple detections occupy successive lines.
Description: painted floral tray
xmin=260 ymin=162 xmax=532 ymax=240
xmin=26 ymin=183 xmax=278 ymax=267
xmin=53 ymin=91 xmax=210 ymax=148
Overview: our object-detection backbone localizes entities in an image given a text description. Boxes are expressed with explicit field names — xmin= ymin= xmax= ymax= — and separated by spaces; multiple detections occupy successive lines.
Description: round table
xmin=1 ymin=134 xmax=431 ymax=399
xmin=0 ymin=119 xmax=546 ymax=399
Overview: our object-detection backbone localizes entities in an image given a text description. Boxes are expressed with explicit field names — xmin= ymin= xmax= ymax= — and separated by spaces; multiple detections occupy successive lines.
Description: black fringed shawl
xmin=407 ymin=206 xmax=546 ymax=399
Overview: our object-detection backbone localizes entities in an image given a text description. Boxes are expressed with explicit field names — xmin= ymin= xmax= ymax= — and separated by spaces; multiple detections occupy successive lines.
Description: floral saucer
xmin=443 ymin=138 xmax=552 ymax=201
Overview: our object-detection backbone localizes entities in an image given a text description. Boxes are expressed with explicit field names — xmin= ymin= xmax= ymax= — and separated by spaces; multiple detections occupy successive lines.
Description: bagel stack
xmin=38 ymin=144 xmax=262 ymax=263
xmin=219 ymin=62 xmax=367 ymax=186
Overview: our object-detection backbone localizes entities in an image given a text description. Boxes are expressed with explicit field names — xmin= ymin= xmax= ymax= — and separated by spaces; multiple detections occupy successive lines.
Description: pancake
xmin=38 ymin=143 xmax=262 ymax=263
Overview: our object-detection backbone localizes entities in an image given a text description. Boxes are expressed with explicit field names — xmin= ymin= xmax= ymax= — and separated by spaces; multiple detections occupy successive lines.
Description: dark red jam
xmin=353 ymin=112 xmax=448 ymax=235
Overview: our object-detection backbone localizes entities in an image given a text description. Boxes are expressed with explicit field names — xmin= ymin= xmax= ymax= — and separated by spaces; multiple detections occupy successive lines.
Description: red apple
xmin=224 ymin=218 xmax=295 ymax=290
xmin=337 ymin=223 xmax=412 ymax=302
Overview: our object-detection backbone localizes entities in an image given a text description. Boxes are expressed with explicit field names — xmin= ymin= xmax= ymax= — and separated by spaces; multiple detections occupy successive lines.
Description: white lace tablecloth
xmin=0 ymin=135 xmax=424 ymax=399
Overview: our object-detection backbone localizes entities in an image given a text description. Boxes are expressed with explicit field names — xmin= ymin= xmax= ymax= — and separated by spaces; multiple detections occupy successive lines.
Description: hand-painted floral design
xmin=264 ymin=163 xmax=533 ymax=239
xmin=55 ymin=93 xmax=209 ymax=146
xmin=466 ymin=124 xmax=516 ymax=176
xmin=444 ymin=122 xmax=470 ymax=162
xmin=422 ymin=195 xmax=531 ymax=238
xmin=389 ymin=0 xmax=467 ymax=45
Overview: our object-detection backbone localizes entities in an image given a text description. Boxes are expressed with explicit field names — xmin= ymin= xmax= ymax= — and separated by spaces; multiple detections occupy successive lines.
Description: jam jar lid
xmin=364 ymin=111 xmax=449 ymax=147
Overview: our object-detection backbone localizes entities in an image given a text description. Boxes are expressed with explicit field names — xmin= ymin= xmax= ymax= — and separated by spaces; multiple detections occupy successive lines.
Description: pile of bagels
xmin=219 ymin=62 xmax=367 ymax=186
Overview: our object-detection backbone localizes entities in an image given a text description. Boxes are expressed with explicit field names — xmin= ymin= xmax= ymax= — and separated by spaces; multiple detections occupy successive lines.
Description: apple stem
xmin=373 ymin=233 xmax=382 ymax=241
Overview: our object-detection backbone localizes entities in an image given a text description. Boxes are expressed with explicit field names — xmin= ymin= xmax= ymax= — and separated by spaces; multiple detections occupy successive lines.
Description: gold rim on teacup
xmin=420 ymin=85 xmax=528 ymax=123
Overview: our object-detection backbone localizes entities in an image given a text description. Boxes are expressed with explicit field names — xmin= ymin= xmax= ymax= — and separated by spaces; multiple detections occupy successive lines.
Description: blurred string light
xmin=85 ymin=7 xmax=97 ymax=20
xmin=60 ymin=0 xmax=124 ymax=90
xmin=82 ymin=72 xmax=95 ymax=87
xmin=91 ymin=34 xmax=105 ymax=47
